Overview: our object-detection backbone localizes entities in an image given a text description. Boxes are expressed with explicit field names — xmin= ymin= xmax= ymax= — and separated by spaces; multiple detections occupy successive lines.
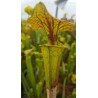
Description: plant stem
xmin=47 ymin=86 xmax=57 ymax=98
xmin=25 ymin=55 xmax=37 ymax=97
xmin=21 ymin=71 xmax=30 ymax=97
xmin=62 ymin=78 xmax=66 ymax=98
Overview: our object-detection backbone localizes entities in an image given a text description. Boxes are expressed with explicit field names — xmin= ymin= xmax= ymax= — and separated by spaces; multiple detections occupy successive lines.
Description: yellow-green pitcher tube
xmin=40 ymin=45 xmax=66 ymax=89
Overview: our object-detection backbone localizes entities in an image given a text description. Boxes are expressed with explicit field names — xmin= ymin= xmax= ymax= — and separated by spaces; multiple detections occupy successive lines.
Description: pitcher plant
xmin=40 ymin=45 xmax=66 ymax=98
xmin=26 ymin=2 xmax=75 ymax=98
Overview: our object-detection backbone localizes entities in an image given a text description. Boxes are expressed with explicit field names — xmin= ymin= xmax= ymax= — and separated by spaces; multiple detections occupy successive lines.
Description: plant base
xmin=47 ymin=86 xmax=57 ymax=98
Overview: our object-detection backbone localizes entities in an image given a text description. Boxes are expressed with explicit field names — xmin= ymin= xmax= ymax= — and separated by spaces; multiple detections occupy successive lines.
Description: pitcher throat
xmin=47 ymin=86 xmax=57 ymax=98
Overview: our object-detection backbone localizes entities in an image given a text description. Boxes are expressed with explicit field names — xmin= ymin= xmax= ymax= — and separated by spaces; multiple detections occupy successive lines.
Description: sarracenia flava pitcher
xmin=40 ymin=45 xmax=66 ymax=98
xmin=26 ymin=2 xmax=75 ymax=98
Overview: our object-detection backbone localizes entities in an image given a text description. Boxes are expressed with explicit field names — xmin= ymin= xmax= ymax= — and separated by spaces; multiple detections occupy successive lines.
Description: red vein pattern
xmin=27 ymin=2 xmax=75 ymax=44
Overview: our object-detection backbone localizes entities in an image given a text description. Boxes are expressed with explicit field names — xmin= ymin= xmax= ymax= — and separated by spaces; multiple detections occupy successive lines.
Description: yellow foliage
xmin=27 ymin=2 xmax=75 ymax=44
xmin=71 ymin=74 xmax=76 ymax=84
xmin=25 ymin=6 xmax=34 ymax=15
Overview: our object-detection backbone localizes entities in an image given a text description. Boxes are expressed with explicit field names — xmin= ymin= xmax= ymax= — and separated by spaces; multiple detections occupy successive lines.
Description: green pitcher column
xmin=40 ymin=45 xmax=65 ymax=98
